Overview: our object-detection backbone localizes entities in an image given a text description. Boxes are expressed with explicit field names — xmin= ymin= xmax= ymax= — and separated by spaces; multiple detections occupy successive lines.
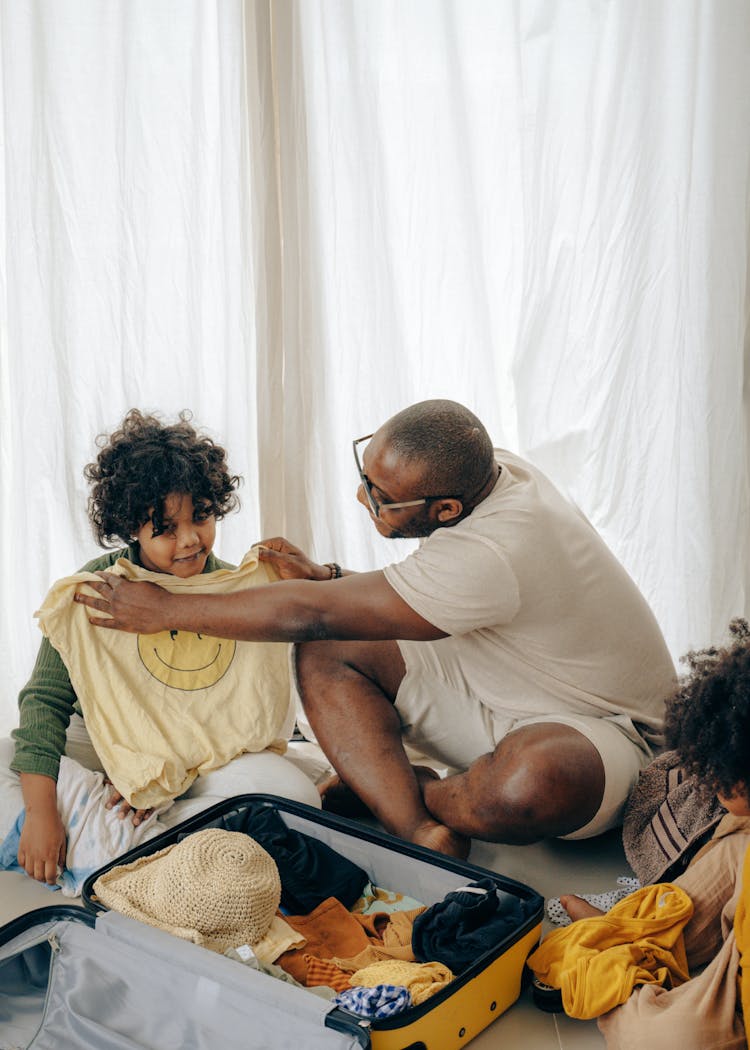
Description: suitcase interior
xmin=83 ymin=793 xmax=544 ymax=1050
xmin=0 ymin=905 xmax=95 ymax=1047
xmin=0 ymin=903 xmax=369 ymax=1050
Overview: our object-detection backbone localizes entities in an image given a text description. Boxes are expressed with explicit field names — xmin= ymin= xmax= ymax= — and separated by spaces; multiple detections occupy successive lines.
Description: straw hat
xmin=93 ymin=828 xmax=281 ymax=952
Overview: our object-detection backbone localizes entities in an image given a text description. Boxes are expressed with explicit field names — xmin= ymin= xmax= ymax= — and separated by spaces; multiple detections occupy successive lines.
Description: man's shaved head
xmin=380 ymin=399 xmax=495 ymax=502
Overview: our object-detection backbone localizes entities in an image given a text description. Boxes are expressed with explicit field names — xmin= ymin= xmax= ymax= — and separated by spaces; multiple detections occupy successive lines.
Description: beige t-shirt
xmin=36 ymin=549 xmax=291 ymax=808
xmin=384 ymin=451 xmax=675 ymax=745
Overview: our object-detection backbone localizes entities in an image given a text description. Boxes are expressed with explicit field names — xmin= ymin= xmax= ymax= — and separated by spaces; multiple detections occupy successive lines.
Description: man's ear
xmin=435 ymin=498 xmax=463 ymax=524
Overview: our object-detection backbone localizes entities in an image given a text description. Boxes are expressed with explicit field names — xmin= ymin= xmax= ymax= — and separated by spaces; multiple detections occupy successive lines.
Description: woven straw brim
xmin=93 ymin=828 xmax=281 ymax=953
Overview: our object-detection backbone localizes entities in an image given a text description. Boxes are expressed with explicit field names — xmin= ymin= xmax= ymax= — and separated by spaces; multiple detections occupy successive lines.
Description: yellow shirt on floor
xmin=528 ymin=883 xmax=693 ymax=1019
xmin=36 ymin=549 xmax=291 ymax=808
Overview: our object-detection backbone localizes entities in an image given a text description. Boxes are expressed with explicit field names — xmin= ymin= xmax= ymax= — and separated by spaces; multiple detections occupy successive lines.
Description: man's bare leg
xmin=420 ymin=722 xmax=606 ymax=844
xmin=319 ymin=764 xmax=440 ymax=820
xmin=295 ymin=639 xmax=469 ymax=858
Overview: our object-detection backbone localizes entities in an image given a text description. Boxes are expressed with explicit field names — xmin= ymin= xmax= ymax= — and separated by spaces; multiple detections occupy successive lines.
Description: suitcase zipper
xmin=22 ymin=930 xmax=63 ymax=1048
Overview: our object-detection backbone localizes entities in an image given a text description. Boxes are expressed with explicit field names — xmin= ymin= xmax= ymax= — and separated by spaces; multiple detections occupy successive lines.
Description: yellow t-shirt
xmin=36 ymin=549 xmax=291 ymax=808
xmin=527 ymin=883 xmax=693 ymax=1019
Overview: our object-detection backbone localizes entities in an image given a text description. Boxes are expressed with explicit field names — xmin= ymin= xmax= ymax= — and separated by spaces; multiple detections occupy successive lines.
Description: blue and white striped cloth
xmin=0 ymin=756 xmax=168 ymax=896
xmin=332 ymin=984 xmax=412 ymax=1019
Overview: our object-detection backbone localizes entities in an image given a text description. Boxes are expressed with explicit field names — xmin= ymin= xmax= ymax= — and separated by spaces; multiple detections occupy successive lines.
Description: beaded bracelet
xmin=325 ymin=562 xmax=343 ymax=579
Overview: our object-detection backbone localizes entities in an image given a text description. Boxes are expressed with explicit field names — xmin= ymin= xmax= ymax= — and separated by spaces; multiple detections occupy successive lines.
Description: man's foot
xmin=411 ymin=818 xmax=471 ymax=860
xmin=319 ymin=772 xmax=470 ymax=858
xmin=559 ymin=894 xmax=605 ymax=921
xmin=410 ymin=765 xmax=470 ymax=856
xmin=412 ymin=764 xmax=441 ymax=790
xmin=319 ymin=764 xmax=440 ymax=819
xmin=319 ymin=774 xmax=374 ymax=819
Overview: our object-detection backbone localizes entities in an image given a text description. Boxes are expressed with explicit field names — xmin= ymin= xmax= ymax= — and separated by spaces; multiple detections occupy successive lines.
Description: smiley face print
xmin=137 ymin=629 xmax=237 ymax=690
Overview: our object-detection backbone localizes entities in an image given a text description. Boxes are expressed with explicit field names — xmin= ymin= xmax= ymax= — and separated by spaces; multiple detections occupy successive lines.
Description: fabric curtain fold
xmin=1 ymin=0 xmax=749 ymax=733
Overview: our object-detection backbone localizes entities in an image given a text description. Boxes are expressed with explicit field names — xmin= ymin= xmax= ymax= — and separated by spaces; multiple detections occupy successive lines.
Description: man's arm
xmin=75 ymin=569 xmax=448 ymax=643
xmin=256 ymin=538 xmax=352 ymax=581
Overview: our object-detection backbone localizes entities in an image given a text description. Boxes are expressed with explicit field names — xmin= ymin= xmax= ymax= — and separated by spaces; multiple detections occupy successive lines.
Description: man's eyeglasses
xmin=353 ymin=433 xmax=456 ymax=519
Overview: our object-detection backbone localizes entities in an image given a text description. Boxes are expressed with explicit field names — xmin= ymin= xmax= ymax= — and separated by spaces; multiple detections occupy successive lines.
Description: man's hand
xmin=257 ymin=537 xmax=333 ymax=581
xmin=74 ymin=572 xmax=171 ymax=634
xmin=17 ymin=807 xmax=66 ymax=885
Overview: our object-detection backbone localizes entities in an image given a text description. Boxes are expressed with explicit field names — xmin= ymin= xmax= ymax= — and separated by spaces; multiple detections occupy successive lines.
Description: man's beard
xmin=384 ymin=514 xmax=435 ymax=540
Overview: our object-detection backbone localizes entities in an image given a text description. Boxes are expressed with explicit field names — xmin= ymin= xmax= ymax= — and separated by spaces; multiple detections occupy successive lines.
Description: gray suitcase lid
xmin=0 ymin=906 xmax=370 ymax=1050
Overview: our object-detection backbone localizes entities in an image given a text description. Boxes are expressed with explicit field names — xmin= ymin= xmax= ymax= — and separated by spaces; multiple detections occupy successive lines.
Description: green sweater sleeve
xmin=10 ymin=545 xmax=238 ymax=780
xmin=11 ymin=635 xmax=78 ymax=779
xmin=10 ymin=547 xmax=131 ymax=780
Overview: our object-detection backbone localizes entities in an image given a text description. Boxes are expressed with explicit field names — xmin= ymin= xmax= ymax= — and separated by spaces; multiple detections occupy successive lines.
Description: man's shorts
xmin=394 ymin=661 xmax=654 ymax=841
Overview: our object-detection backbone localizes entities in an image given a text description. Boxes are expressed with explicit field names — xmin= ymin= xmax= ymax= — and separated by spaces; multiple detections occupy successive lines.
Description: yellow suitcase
xmin=78 ymin=793 xmax=543 ymax=1050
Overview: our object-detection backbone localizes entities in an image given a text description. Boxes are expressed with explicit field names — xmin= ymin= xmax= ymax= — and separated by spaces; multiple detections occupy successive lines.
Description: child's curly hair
xmin=84 ymin=410 xmax=240 ymax=547
xmin=665 ymin=618 xmax=750 ymax=800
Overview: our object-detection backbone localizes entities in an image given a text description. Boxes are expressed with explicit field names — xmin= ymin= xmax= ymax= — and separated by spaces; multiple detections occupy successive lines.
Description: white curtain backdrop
xmin=0 ymin=0 xmax=273 ymax=738
xmin=0 ymin=0 xmax=749 ymax=735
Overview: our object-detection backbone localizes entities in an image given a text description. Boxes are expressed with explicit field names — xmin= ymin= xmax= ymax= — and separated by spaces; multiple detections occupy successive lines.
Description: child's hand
xmin=17 ymin=808 xmax=66 ymax=885
xmin=257 ymin=538 xmax=332 ymax=581
xmin=104 ymin=780 xmax=154 ymax=826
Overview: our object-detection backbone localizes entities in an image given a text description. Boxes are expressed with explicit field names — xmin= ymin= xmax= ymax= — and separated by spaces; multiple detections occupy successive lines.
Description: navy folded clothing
xmin=412 ymin=877 xmax=528 ymax=974
xmin=242 ymin=806 xmax=369 ymax=914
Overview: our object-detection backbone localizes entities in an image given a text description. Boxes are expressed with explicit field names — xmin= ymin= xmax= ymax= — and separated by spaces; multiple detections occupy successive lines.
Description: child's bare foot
xmin=559 ymin=894 xmax=605 ymax=921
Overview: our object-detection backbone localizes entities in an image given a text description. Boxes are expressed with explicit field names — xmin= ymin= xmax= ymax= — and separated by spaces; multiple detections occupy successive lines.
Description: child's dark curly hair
xmin=84 ymin=410 xmax=241 ymax=547
xmin=665 ymin=618 xmax=750 ymax=800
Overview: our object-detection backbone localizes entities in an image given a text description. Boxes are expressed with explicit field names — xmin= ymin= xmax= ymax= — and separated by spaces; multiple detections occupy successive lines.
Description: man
xmin=77 ymin=400 xmax=676 ymax=858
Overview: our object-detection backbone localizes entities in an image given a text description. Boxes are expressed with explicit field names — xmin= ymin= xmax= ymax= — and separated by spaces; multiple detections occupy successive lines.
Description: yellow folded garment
xmin=349 ymin=959 xmax=453 ymax=1005
xmin=37 ymin=548 xmax=291 ymax=808
xmin=380 ymin=908 xmax=426 ymax=948
xmin=251 ymin=914 xmax=306 ymax=965
xmin=527 ymin=883 xmax=693 ymax=1019
xmin=334 ymin=907 xmax=425 ymax=971
xmin=334 ymin=943 xmax=417 ymax=972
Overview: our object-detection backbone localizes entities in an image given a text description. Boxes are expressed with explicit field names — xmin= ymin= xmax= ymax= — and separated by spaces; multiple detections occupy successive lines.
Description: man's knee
xmin=465 ymin=783 xmax=595 ymax=845
xmin=501 ymin=729 xmax=604 ymax=839
xmin=295 ymin=639 xmax=406 ymax=709
xmin=467 ymin=756 xmax=565 ymax=843
xmin=294 ymin=640 xmax=330 ymax=683
xmin=436 ymin=727 xmax=606 ymax=843
xmin=295 ymin=641 xmax=335 ymax=715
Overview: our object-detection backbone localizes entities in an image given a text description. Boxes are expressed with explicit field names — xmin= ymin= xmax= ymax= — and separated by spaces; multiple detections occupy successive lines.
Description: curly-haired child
xmin=0 ymin=410 xmax=319 ymax=888
xmin=542 ymin=620 xmax=750 ymax=1048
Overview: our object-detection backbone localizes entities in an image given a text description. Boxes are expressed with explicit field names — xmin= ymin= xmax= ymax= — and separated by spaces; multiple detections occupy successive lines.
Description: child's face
xmin=716 ymin=786 xmax=750 ymax=817
xmin=135 ymin=492 xmax=216 ymax=578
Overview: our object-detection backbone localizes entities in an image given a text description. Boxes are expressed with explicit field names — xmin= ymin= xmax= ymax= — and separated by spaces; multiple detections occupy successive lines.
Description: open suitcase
xmin=0 ymin=794 xmax=543 ymax=1049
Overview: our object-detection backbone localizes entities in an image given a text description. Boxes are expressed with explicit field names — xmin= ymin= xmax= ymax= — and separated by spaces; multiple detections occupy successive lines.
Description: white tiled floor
xmin=0 ymin=824 xmax=631 ymax=1049
xmin=467 ymin=830 xmax=627 ymax=1049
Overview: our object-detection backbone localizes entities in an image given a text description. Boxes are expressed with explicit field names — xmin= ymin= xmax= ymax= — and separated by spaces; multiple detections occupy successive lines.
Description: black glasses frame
xmin=352 ymin=433 xmax=462 ymax=518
